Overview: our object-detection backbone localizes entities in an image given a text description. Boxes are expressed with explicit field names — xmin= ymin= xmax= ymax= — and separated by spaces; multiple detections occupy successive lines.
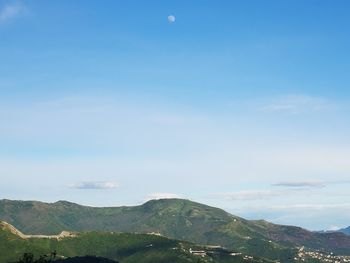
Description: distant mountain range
xmin=319 ymin=226 xmax=350 ymax=235
xmin=340 ymin=227 xmax=350 ymax=235
xmin=1 ymin=198 xmax=350 ymax=262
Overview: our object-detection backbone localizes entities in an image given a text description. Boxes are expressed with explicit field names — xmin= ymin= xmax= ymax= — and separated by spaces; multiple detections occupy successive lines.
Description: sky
xmin=0 ymin=0 xmax=350 ymax=231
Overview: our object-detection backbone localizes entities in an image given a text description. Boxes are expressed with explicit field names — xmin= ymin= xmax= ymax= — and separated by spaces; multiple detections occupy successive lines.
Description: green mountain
xmin=1 ymin=198 xmax=349 ymax=261
xmin=0 ymin=220 xmax=271 ymax=263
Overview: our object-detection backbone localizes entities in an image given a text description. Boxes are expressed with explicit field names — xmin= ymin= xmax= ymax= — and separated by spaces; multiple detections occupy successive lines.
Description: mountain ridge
xmin=0 ymin=219 xmax=272 ymax=263
xmin=340 ymin=227 xmax=350 ymax=235
xmin=1 ymin=198 xmax=350 ymax=261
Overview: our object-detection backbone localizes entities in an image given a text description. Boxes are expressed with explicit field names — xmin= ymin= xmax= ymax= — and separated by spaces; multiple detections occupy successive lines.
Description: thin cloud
xmin=211 ymin=190 xmax=291 ymax=201
xmin=0 ymin=3 xmax=26 ymax=22
xmin=261 ymin=95 xmax=332 ymax=114
xmin=268 ymin=203 xmax=350 ymax=210
xmin=210 ymin=187 xmax=320 ymax=201
xmin=273 ymin=180 xmax=350 ymax=188
xmin=71 ymin=181 xmax=119 ymax=190
xmin=328 ymin=180 xmax=350 ymax=185
xmin=272 ymin=181 xmax=325 ymax=188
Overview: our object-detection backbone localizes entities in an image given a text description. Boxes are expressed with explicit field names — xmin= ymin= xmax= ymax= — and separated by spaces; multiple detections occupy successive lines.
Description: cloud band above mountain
xmin=70 ymin=181 xmax=119 ymax=190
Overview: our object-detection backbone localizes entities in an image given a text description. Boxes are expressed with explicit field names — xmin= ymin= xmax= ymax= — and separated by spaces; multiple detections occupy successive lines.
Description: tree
xmin=20 ymin=253 xmax=34 ymax=263
xmin=14 ymin=253 xmax=50 ymax=263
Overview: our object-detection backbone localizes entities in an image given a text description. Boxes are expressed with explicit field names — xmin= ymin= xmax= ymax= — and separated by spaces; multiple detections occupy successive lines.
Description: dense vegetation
xmin=0 ymin=223 xmax=273 ymax=263
xmin=13 ymin=254 xmax=118 ymax=263
xmin=1 ymin=198 xmax=349 ymax=261
xmin=54 ymin=256 xmax=117 ymax=262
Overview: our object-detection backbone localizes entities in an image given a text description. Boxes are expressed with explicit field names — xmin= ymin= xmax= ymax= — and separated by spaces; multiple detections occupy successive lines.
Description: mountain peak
xmin=142 ymin=198 xmax=193 ymax=207
xmin=54 ymin=200 xmax=80 ymax=206
xmin=140 ymin=198 xmax=235 ymax=218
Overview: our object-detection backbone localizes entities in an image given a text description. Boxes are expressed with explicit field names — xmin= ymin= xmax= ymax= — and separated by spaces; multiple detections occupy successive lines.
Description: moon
xmin=168 ymin=15 xmax=175 ymax=23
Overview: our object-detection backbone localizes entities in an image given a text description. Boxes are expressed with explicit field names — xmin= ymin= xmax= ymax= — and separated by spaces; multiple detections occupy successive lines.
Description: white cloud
xmin=144 ymin=192 xmax=181 ymax=201
xmin=0 ymin=3 xmax=26 ymax=22
xmin=261 ymin=95 xmax=332 ymax=114
xmin=70 ymin=181 xmax=119 ymax=190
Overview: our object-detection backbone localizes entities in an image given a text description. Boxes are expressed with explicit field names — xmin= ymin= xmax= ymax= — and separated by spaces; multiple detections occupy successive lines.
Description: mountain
xmin=1 ymin=198 xmax=350 ymax=261
xmin=340 ymin=227 xmax=350 ymax=235
xmin=0 ymin=220 xmax=271 ymax=263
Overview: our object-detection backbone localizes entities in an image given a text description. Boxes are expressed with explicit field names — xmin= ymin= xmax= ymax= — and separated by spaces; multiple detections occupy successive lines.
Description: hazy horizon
xmin=1 ymin=0 xmax=350 ymax=231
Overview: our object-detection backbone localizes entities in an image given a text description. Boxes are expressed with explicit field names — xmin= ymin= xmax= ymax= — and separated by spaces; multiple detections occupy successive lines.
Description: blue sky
xmin=1 ymin=0 xmax=350 ymax=230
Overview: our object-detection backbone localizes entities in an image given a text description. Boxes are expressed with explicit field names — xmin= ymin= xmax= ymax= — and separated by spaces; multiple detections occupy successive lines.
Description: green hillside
xmin=0 ymin=221 xmax=272 ymax=263
xmin=1 ymin=198 xmax=349 ymax=261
